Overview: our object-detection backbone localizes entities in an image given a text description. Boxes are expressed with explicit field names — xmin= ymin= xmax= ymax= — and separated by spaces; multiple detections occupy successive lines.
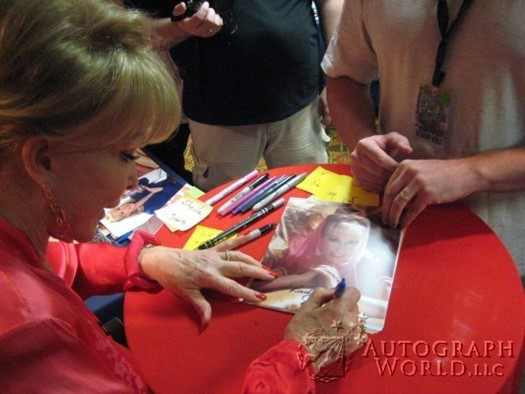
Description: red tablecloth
xmin=125 ymin=164 xmax=525 ymax=394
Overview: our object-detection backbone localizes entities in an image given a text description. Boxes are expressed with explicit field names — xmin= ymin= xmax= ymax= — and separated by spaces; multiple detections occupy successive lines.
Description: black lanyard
xmin=432 ymin=0 xmax=474 ymax=87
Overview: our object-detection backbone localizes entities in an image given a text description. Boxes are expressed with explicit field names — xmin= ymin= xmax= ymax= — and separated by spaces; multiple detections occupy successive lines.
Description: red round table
xmin=125 ymin=164 xmax=525 ymax=394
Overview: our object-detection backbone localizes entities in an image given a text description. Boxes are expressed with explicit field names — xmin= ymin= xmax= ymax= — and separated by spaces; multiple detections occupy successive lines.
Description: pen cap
xmin=251 ymin=172 xmax=307 ymax=211
xmin=205 ymin=169 xmax=258 ymax=205
xmin=268 ymin=197 xmax=285 ymax=209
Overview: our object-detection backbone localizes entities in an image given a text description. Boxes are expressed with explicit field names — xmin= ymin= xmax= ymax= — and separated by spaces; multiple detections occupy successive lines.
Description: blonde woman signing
xmin=0 ymin=0 xmax=366 ymax=392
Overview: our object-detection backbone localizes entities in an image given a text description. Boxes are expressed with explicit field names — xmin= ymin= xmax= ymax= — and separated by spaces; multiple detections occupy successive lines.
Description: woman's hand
xmin=284 ymin=287 xmax=367 ymax=379
xmin=138 ymin=235 xmax=276 ymax=326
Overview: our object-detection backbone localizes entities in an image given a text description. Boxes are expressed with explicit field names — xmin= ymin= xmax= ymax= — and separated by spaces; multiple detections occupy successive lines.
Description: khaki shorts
xmin=189 ymin=99 xmax=329 ymax=191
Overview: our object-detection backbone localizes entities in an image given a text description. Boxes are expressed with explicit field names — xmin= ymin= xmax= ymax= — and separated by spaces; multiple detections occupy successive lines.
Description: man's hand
xmin=350 ymin=132 xmax=412 ymax=192
xmin=318 ymin=88 xmax=333 ymax=129
xmin=381 ymin=158 xmax=477 ymax=229
xmin=171 ymin=1 xmax=223 ymax=37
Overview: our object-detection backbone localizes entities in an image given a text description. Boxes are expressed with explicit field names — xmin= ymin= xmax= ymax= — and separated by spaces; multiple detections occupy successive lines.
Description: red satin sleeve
xmin=46 ymin=231 xmax=161 ymax=299
xmin=242 ymin=339 xmax=316 ymax=394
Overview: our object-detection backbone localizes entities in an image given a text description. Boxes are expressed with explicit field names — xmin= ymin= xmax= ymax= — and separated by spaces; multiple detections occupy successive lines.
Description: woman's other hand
xmin=138 ymin=234 xmax=275 ymax=326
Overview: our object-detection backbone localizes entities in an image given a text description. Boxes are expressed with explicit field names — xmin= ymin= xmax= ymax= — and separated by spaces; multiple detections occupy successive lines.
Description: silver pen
xmin=251 ymin=172 xmax=307 ymax=211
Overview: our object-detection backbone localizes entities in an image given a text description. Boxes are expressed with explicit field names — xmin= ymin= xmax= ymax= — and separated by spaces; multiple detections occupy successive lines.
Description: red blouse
xmin=0 ymin=218 xmax=314 ymax=393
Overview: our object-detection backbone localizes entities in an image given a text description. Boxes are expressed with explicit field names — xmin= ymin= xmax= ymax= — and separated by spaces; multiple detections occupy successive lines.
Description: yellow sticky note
xmin=299 ymin=166 xmax=380 ymax=206
xmin=349 ymin=181 xmax=380 ymax=206
xmin=186 ymin=185 xmax=205 ymax=199
xmin=183 ymin=225 xmax=225 ymax=250
xmin=315 ymin=173 xmax=353 ymax=203
xmin=296 ymin=166 xmax=334 ymax=195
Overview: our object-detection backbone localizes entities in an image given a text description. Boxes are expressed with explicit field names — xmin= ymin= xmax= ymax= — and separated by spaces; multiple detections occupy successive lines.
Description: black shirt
xmin=126 ymin=0 xmax=322 ymax=126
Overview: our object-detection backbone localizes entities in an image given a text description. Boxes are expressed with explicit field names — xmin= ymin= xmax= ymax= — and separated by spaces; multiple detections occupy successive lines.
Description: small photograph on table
xmin=248 ymin=197 xmax=404 ymax=333
xmin=100 ymin=168 xmax=183 ymax=241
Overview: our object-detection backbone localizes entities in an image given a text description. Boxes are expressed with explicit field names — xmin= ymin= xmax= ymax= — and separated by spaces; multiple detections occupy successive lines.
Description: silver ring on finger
xmin=397 ymin=189 xmax=411 ymax=202
xmin=224 ymin=250 xmax=231 ymax=261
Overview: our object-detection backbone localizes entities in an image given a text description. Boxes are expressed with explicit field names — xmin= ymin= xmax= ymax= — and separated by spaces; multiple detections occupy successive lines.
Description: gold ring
xmin=224 ymin=250 xmax=231 ymax=261
xmin=398 ymin=189 xmax=411 ymax=202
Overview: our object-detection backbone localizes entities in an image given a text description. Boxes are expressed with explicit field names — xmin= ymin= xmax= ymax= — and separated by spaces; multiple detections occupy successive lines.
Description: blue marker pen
xmin=334 ymin=277 xmax=346 ymax=298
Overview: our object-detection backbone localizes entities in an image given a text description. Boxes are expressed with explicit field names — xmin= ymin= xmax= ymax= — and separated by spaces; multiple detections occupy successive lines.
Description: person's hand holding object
xmin=350 ymin=132 xmax=413 ymax=192
xmin=284 ymin=287 xmax=367 ymax=380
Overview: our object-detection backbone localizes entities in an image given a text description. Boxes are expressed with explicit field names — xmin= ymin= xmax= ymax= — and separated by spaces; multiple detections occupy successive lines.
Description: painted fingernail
xmin=269 ymin=270 xmax=280 ymax=277
xmin=261 ymin=264 xmax=272 ymax=271
xmin=255 ymin=292 xmax=267 ymax=300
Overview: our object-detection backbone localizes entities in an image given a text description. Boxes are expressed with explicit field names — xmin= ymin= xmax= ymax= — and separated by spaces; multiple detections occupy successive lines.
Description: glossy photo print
xmin=249 ymin=197 xmax=404 ymax=333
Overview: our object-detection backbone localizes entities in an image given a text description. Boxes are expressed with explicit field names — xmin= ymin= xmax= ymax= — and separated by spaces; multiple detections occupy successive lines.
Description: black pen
xmin=243 ymin=223 xmax=275 ymax=242
xmin=197 ymin=198 xmax=285 ymax=250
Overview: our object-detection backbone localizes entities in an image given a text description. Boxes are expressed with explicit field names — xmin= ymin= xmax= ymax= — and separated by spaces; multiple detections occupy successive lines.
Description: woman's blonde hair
xmin=0 ymin=0 xmax=181 ymax=156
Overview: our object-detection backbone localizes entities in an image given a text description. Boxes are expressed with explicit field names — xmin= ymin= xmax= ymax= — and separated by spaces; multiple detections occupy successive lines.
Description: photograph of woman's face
xmin=319 ymin=220 xmax=368 ymax=266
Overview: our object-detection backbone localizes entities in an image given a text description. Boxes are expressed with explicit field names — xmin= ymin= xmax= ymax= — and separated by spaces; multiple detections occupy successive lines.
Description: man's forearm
xmin=114 ymin=1 xmax=192 ymax=49
xmin=315 ymin=0 xmax=344 ymax=43
xmin=326 ymin=75 xmax=377 ymax=150
xmin=149 ymin=18 xmax=193 ymax=50
xmin=463 ymin=148 xmax=525 ymax=194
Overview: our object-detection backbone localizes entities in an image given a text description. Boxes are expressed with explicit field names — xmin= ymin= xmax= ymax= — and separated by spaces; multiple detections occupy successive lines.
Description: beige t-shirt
xmin=322 ymin=0 xmax=525 ymax=275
